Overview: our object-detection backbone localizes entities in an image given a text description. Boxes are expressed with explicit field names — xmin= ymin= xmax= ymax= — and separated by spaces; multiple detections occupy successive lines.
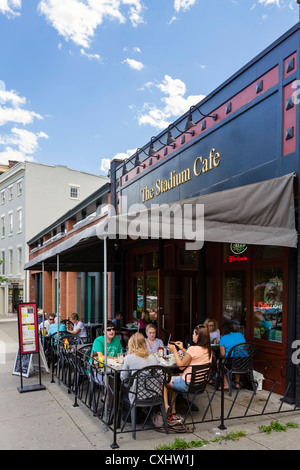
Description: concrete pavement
xmin=1 ymin=318 xmax=300 ymax=452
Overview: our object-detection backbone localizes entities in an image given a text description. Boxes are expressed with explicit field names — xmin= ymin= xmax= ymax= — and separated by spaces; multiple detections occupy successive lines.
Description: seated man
xmin=39 ymin=312 xmax=55 ymax=334
xmin=112 ymin=312 xmax=128 ymax=347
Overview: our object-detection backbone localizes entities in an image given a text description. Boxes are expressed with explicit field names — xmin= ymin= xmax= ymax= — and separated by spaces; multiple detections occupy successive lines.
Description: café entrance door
xmin=158 ymin=270 xmax=198 ymax=344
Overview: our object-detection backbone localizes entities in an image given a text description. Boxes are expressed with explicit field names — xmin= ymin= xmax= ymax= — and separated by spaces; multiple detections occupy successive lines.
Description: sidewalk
xmin=1 ymin=319 xmax=300 ymax=451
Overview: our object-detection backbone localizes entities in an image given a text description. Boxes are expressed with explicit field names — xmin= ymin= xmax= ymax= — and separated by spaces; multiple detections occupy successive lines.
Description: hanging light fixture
xmin=171 ymin=122 xmax=195 ymax=137
xmin=149 ymin=136 xmax=166 ymax=156
xmin=185 ymin=109 xmax=196 ymax=131
xmin=134 ymin=153 xmax=142 ymax=166
xmin=122 ymin=162 xmax=129 ymax=176
xmin=166 ymin=127 xmax=176 ymax=145
xmin=191 ymin=104 xmax=218 ymax=122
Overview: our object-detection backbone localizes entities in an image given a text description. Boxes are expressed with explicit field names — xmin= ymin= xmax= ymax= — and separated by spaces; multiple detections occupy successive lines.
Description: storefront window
xmin=133 ymin=276 xmax=143 ymax=318
xmin=253 ymin=267 xmax=283 ymax=343
xmin=146 ymin=276 xmax=158 ymax=315
xmin=223 ymin=271 xmax=246 ymax=335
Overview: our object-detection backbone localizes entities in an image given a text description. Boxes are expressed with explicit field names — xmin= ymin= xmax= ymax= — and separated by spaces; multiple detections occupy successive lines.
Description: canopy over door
xmin=97 ymin=172 xmax=297 ymax=248
xmin=25 ymin=173 xmax=297 ymax=272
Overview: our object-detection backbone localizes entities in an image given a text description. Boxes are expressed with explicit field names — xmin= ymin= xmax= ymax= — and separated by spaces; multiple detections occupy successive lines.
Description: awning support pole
xmin=56 ymin=255 xmax=60 ymax=384
xmin=42 ymin=261 xmax=45 ymax=349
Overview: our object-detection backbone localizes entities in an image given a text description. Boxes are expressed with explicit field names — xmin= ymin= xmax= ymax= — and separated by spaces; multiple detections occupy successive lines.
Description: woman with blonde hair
xmin=145 ymin=323 xmax=164 ymax=353
xmin=204 ymin=317 xmax=221 ymax=344
xmin=120 ymin=333 xmax=158 ymax=402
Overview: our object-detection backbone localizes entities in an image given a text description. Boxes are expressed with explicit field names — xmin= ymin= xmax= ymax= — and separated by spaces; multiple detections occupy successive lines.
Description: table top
xmin=92 ymin=354 xmax=177 ymax=372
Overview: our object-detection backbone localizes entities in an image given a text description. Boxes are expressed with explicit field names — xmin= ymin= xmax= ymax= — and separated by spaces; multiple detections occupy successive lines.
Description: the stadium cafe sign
xmin=141 ymin=148 xmax=221 ymax=203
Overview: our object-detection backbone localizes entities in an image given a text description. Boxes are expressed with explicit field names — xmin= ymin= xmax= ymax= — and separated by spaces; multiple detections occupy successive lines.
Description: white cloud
xmin=100 ymin=147 xmax=137 ymax=173
xmin=0 ymin=128 xmax=48 ymax=155
xmin=80 ymin=48 xmax=101 ymax=61
xmin=0 ymin=148 xmax=31 ymax=165
xmin=138 ymin=75 xmax=205 ymax=130
xmin=257 ymin=0 xmax=280 ymax=6
xmin=168 ymin=15 xmax=179 ymax=25
xmin=0 ymin=106 xmax=42 ymax=126
xmin=100 ymin=158 xmax=111 ymax=173
xmin=38 ymin=0 xmax=145 ymax=49
xmin=0 ymin=82 xmax=48 ymax=165
xmin=0 ymin=89 xmax=26 ymax=107
xmin=174 ymin=0 xmax=197 ymax=13
xmin=0 ymin=0 xmax=21 ymax=18
xmin=122 ymin=58 xmax=144 ymax=70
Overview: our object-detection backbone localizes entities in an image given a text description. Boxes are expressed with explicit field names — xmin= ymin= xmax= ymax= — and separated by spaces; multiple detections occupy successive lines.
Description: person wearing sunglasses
xmin=38 ymin=313 xmax=55 ymax=334
xmin=90 ymin=320 xmax=123 ymax=359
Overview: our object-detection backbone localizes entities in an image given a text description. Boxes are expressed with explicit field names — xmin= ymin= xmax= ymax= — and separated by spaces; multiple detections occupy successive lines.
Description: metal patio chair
xmin=119 ymin=365 xmax=169 ymax=439
xmin=168 ymin=363 xmax=213 ymax=428
xmin=224 ymin=342 xmax=258 ymax=396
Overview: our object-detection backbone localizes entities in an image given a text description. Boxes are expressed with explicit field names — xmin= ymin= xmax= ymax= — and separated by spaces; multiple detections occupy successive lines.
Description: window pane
xmin=253 ymin=267 xmax=283 ymax=342
xmin=133 ymin=276 xmax=143 ymax=318
xmin=146 ymin=276 xmax=158 ymax=313
xmin=223 ymin=271 xmax=246 ymax=335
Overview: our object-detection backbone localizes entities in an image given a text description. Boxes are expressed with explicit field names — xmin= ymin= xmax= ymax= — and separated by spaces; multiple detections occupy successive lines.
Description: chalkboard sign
xmin=12 ymin=347 xmax=32 ymax=378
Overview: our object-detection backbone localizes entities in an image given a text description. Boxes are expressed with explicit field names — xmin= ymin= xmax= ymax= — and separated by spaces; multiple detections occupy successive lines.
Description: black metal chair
xmin=119 ymin=365 xmax=169 ymax=439
xmin=169 ymin=363 xmax=213 ymax=428
xmin=224 ymin=342 xmax=258 ymax=396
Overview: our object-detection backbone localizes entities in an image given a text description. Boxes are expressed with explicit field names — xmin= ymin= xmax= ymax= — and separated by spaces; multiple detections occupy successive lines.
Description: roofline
xmin=0 ymin=160 xmax=109 ymax=183
xmin=27 ymin=181 xmax=110 ymax=245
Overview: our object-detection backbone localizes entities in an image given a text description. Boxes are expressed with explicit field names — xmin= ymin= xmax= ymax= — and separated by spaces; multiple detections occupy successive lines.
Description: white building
xmin=0 ymin=161 xmax=108 ymax=315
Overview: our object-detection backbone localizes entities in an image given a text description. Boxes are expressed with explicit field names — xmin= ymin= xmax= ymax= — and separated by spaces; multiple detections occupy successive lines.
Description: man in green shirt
xmin=90 ymin=321 xmax=123 ymax=360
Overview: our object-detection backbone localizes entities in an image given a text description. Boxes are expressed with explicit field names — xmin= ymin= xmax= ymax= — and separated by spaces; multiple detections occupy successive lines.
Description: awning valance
xmin=24 ymin=173 xmax=297 ymax=272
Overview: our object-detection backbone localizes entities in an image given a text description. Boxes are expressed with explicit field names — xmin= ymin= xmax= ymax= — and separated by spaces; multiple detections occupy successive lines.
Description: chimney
xmin=8 ymin=160 xmax=19 ymax=169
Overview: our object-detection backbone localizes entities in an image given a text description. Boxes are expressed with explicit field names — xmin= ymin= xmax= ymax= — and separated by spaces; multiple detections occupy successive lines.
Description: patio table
xmin=92 ymin=354 xmax=177 ymax=448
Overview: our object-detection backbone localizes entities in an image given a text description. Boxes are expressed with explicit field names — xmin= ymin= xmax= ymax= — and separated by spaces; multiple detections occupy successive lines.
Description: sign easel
xmin=16 ymin=302 xmax=46 ymax=393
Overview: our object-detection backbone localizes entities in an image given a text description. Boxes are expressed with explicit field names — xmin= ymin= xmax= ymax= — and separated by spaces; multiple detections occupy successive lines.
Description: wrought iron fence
xmin=47 ymin=336 xmax=300 ymax=448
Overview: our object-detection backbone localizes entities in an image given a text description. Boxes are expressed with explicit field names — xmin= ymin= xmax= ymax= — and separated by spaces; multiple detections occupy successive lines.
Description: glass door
xmin=159 ymin=271 xmax=197 ymax=344
xmin=223 ymin=270 xmax=247 ymax=336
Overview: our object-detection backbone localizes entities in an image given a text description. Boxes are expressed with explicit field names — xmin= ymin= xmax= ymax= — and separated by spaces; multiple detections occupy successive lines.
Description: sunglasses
xmin=107 ymin=327 xmax=115 ymax=332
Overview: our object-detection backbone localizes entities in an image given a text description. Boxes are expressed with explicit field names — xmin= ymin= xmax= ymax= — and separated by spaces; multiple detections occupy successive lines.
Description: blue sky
xmin=0 ymin=0 xmax=299 ymax=177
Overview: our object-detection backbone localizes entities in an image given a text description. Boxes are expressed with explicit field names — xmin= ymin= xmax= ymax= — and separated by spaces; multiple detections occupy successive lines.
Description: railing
xmin=47 ymin=337 xmax=300 ymax=448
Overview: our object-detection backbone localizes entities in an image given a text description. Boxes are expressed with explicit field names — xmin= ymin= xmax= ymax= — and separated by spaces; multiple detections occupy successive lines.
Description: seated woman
xmin=120 ymin=332 xmax=158 ymax=404
xmin=164 ymin=325 xmax=212 ymax=420
xmin=90 ymin=320 xmax=123 ymax=359
xmin=67 ymin=313 xmax=88 ymax=343
xmin=219 ymin=321 xmax=246 ymax=390
xmin=145 ymin=324 xmax=164 ymax=354
xmin=204 ymin=317 xmax=221 ymax=344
